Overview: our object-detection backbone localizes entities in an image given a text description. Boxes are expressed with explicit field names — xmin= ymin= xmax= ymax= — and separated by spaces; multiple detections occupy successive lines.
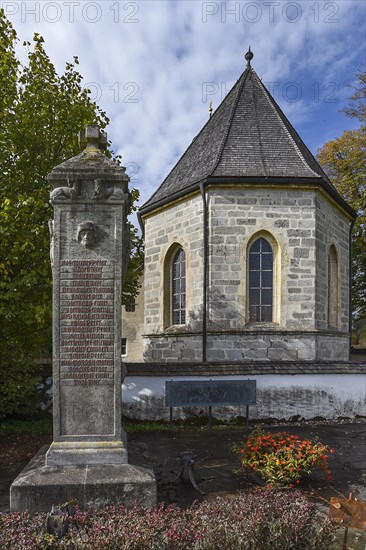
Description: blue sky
xmin=3 ymin=0 xmax=366 ymax=208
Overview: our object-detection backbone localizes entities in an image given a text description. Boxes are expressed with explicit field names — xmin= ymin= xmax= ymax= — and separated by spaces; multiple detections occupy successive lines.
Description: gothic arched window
xmin=328 ymin=245 xmax=339 ymax=328
xmin=172 ymin=248 xmax=186 ymax=325
xmin=249 ymin=237 xmax=273 ymax=322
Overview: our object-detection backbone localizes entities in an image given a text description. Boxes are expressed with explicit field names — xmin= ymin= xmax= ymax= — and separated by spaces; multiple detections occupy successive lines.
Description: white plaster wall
xmin=122 ymin=374 xmax=366 ymax=421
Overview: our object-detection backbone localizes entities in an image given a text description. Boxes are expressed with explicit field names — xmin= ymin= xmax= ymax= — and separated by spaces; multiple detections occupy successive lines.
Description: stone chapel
xmin=122 ymin=51 xmax=365 ymax=420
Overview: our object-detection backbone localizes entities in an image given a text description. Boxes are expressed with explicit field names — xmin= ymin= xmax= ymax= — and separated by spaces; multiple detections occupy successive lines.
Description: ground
xmin=128 ymin=422 xmax=366 ymax=509
xmin=1 ymin=421 xmax=365 ymax=547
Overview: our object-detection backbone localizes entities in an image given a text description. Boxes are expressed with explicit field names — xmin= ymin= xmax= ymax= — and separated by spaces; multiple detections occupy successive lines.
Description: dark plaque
xmin=165 ymin=380 xmax=256 ymax=407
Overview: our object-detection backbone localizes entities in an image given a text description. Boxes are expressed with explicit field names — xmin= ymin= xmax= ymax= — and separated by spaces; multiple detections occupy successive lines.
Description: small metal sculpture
xmin=179 ymin=451 xmax=204 ymax=495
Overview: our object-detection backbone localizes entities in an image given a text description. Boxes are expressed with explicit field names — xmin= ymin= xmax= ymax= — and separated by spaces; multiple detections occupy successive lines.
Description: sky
xmin=3 ymin=0 xmax=366 ymax=211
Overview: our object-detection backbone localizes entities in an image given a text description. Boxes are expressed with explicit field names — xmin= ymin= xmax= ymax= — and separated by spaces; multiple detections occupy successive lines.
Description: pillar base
xmin=10 ymin=446 xmax=157 ymax=514
xmin=46 ymin=440 xmax=128 ymax=465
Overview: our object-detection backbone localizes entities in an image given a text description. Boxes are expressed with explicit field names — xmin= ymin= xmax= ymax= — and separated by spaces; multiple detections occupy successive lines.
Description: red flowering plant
xmin=232 ymin=428 xmax=334 ymax=487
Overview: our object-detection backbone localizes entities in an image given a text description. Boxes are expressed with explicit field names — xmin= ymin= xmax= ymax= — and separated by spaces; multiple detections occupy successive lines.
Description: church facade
xmin=122 ymin=52 xmax=365 ymax=421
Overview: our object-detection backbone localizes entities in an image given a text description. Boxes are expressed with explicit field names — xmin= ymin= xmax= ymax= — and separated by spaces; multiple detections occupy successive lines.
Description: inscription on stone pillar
xmin=60 ymin=259 xmax=114 ymax=387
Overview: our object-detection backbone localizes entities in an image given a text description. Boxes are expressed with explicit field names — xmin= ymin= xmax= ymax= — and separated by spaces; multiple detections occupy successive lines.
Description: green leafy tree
xmin=0 ymin=10 xmax=142 ymax=418
xmin=122 ymin=188 xmax=144 ymax=303
xmin=317 ymin=69 xmax=366 ymax=322
xmin=352 ymin=318 xmax=366 ymax=346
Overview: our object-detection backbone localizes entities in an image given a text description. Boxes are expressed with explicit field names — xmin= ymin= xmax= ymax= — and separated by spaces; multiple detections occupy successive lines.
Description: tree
xmin=342 ymin=66 xmax=366 ymax=122
xmin=121 ymin=187 xmax=144 ymax=303
xmin=0 ymin=9 xmax=142 ymax=418
xmin=317 ymin=69 xmax=366 ymax=321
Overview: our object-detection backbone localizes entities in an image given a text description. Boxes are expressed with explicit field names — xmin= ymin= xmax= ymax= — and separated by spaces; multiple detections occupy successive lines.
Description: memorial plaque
xmin=165 ymin=380 xmax=257 ymax=407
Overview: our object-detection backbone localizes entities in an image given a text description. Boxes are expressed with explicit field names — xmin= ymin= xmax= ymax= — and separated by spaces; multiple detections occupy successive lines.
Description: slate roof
xmin=140 ymin=62 xmax=354 ymax=216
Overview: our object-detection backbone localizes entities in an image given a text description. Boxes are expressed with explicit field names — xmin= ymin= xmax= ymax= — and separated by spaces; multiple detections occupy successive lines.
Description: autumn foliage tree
xmin=0 ymin=10 xmax=142 ymax=418
xmin=317 ymin=68 xmax=366 ymax=323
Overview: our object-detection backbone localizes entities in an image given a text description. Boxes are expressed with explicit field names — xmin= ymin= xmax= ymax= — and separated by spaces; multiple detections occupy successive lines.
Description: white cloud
xmin=4 ymin=0 xmax=365 ymax=208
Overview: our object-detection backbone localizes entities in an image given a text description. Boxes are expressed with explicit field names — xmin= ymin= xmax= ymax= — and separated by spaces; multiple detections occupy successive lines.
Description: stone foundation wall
xmin=316 ymin=333 xmax=350 ymax=361
xmin=143 ymin=331 xmax=350 ymax=362
xmin=143 ymin=334 xmax=202 ymax=362
xmin=208 ymin=332 xmax=350 ymax=361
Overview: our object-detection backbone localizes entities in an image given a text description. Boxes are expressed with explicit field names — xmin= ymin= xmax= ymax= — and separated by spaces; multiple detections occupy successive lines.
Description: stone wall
xmin=122 ymin=276 xmax=144 ymax=362
xmin=142 ymin=331 xmax=350 ymax=362
xmin=208 ymin=187 xmax=317 ymax=331
xmin=143 ymin=333 xmax=202 ymax=362
xmin=141 ymin=185 xmax=351 ymax=363
xmin=315 ymin=191 xmax=350 ymax=332
xmin=207 ymin=332 xmax=351 ymax=362
xmin=143 ymin=193 xmax=204 ymax=335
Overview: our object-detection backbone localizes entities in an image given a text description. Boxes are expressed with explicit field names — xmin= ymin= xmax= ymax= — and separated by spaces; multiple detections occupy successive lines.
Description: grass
xmin=122 ymin=415 xmax=251 ymax=433
xmin=0 ymin=411 xmax=53 ymax=438
xmin=0 ymin=411 xmax=243 ymax=438
xmin=2 ymin=412 xmax=363 ymax=438
xmin=0 ymin=413 xmax=249 ymax=437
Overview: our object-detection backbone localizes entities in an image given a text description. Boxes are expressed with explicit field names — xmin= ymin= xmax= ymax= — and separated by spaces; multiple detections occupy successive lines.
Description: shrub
xmin=0 ymin=491 xmax=336 ymax=549
xmin=232 ymin=428 xmax=334 ymax=487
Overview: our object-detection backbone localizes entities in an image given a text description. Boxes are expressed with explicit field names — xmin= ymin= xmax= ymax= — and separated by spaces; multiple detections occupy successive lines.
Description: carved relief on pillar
xmin=50 ymin=179 xmax=81 ymax=202
xmin=77 ymin=220 xmax=99 ymax=248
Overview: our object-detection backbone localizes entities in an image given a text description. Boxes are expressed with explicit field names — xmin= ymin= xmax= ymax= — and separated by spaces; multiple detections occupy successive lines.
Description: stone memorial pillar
xmin=46 ymin=125 xmax=129 ymax=466
xmin=10 ymin=125 xmax=156 ymax=512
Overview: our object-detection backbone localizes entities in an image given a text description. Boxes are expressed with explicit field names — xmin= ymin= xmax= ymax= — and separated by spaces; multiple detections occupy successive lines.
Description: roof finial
xmin=245 ymin=46 xmax=253 ymax=67
xmin=209 ymin=99 xmax=213 ymax=119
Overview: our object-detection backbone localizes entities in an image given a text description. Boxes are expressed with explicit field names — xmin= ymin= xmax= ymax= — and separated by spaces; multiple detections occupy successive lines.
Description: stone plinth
xmin=10 ymin=125 xmax=156 ymax=512
xmin=11 ymin=447 xmax=156 ymax=513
